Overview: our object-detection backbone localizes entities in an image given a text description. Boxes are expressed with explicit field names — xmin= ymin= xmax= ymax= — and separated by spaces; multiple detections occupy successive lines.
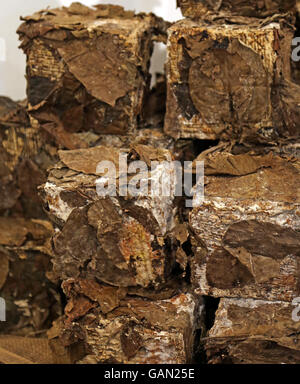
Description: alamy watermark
xmin=292 ymin=38 xmax=300 ymax=62
xmin=292 ymin=298 xmax=300 ymax=322
xmin=95 ymin=153 xmax=204 ymax=208
xmin=0 ymin=297 xmax=5 ymax=321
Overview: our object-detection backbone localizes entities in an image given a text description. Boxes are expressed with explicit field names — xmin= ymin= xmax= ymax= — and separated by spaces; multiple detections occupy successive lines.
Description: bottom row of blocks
xmin=48 ymin=284 xmax=300 ymax=364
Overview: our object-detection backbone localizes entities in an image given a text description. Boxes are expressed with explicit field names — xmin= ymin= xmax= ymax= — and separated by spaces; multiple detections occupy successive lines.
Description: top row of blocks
xmin=17 ymin=2 xmax=300 ymax=144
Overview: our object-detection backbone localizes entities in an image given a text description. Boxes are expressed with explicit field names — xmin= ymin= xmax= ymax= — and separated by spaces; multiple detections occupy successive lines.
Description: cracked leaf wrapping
xmin=205 ymin=298 xmax=300 ymax=364
xmin=41 ymin=144 xmax=188 ymax=293
xmin=50 ymin=279 xmax=204 ymax=364
xmin=165 ymin=17 xmax=300 ymax=143
xmin=190 ymin=144 xmax=300 ymax=302
xmin=18 ymin=4 xmax=170 ymax=136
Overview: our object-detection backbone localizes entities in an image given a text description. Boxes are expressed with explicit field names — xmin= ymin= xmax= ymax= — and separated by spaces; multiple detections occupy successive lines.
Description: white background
xmin=0 ymin=0 xmax=182 ymax=100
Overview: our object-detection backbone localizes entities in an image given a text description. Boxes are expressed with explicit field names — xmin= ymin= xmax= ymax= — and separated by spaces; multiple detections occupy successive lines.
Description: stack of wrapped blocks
xmin=0 ymin=1 xmax=300 ymax=364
